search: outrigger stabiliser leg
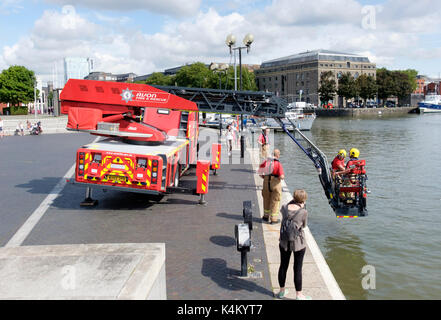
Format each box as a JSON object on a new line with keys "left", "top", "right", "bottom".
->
{"left": 80, "top": 187, "right": 99, "bottom": 207}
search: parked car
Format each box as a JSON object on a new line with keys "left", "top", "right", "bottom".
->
{"left": 385, "top": 101, "right": 396, "bottom": 108}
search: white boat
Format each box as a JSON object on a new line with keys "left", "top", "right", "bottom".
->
{"left": 200, "top": 113, "right": 233, "bottom": 128}
{"left": 418, "top": 95, "right": 441, "bottom": 113}
{"left": 264, "top": 102, "right": 316, "bottom": 131}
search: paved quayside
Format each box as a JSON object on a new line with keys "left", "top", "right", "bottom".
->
{"left": 0, "top": 129, "right": 344, "bottom": 299}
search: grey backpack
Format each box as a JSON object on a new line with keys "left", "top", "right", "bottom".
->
{"left": 280, "top": 207, "right": 304, "bottom": 242}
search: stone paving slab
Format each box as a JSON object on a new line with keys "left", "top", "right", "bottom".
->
{"left": 0, "top": 243, "right": 166, "bottom": 300}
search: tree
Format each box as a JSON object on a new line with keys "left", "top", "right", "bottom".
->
{"left": 318, "top": 71, "right": 336, "bottom": 105}
{"left": 222, "top": 66, "right": 258, "bottom": 91}
{"left": 175, "top": 62, "right": 212, "bottom": 88}
{"left": 337, "top": 72, "right": 357, "bottom": 107}
{"left": 356, "top": 74, "right": 378, "bottom": 105}
{"left": 394, "top": 71, "right": 413, "bottom": 105}
{"left": 0, "top": 65, "right": 37, "bottom": 106}
{"left": 376, "top": 68, "right": 396, "bottom": 105}
{"left": 142, "top": 72, "right": 175, "bottom": 86}
{"left": 401, "top": 69, "right": 418, "bottom": 93}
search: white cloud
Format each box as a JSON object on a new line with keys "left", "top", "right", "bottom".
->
{"left": 3, "top": 0, "right": 441, "bottom": 84}
{"left": 44, "top": 0, "right": 202, "bottom": 17}
{"left": 0, "top": 0, "right": 23, "bottom": 14}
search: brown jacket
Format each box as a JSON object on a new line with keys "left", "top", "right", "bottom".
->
{"left": 279, "top": 202, "right": 308, "bottom": 252}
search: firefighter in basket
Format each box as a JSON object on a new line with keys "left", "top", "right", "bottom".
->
{"left": 340, "top": 148, "right": 361, "bottom": 203}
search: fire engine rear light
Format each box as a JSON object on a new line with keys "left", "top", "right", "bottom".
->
{"left": 153, "top": 167, "right": 157, "bottom": 172}
{"left": 152, "top": 172, "right": 157, "bottom": 178}
{"left": 79, "top": 164, "right": 84, "bottom": 170}
{"left": 79, "top": 152, "right": 85, "bottom": 159}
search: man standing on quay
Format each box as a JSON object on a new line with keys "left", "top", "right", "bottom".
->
{"left": 259, "top": 149, "right": 285, "bottom": 224}
{"left": 258, "top": 127, "right": 270, "bottom": 160}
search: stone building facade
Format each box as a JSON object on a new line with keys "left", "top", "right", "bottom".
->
{"left": 255, "top": 50, "right": 376, "bottom": 107}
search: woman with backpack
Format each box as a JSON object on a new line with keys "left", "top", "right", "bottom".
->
{"left": 276, "top": 189, "right": 311, "bottom": 300}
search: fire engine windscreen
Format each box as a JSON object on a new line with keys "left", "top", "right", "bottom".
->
{"left": 67, "top": 107, "right": 103, "bottom": 130}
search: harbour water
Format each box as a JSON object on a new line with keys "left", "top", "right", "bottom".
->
{"left": 275, "top": 113, "right": 441, "bottom": 300}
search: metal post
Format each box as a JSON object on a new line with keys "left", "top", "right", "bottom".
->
{"left": 199, "top": 193, "right": 206, "bottom": 205}
{"left": 234, "top": 50, "right": 237, "bottom": 91}
{"left": 219, "top": 114, "right": 222, "bottom": 138}
{"left": 241, "top": 251, "right": 248, "bottom": 277}
{"left": 34, "top": 82, "right": 37, "bottom": 119}
{"left": 239, "top": 48, "right": 242, "bottom": 91}
{"left": 81, "top": 187, "right": 98, "bottom": 206}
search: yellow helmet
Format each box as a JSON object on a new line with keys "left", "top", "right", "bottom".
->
{"left": 349, "top": 148, "right": 360, "bottom": 158}
{"left": 338, "top": 149, "right": 347, "bottom": 158}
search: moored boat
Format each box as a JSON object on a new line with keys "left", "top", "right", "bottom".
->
{"left": 418, "top": 95, "right": 441, "bottom": 113}
{"left": 264, "top": 102, "right": 316, "bottom": 131}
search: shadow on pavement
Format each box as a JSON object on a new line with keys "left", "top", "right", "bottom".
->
{"left": 201, "top": 258, "right": 273, "bottom": 298}
{"left": 209, "top": 235, "right": 236, "bottom": 247}
{"left": 216, "top": 212, "right": 263, "bottom": 224}
{"left": 15, "top": 177, "right": 62, "bottom": 195}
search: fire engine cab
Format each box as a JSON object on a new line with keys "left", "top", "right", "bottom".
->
{"left": 61, "top": 79, "right": 217, "bottom": 205}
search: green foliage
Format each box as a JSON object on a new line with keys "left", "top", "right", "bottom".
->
{"left": 376, "top": 68, "right": 417, "bottom": 105}
{"left": 11, "top": 106, "right": 28, "bottom": 115}
{"left": 393, "top": 71, "right": 413, "bottom": 100}
{"left": 318, "top": 71, "right": 336, "bottom": 104}
{"left": 356, "top": 74, "right": 378, "bottom": 102}
{"left": 401, "top": 69, "right": 418, "bottom": 92}
{"left": 175, "top": 62, "right": 212, "bottom": 88}
{"left": 144, "top": 72, "right": 175, "bottom": 86}
{"left": 137, "top": 62, "right": 258, "bottom": 91}
{"left": 0, "top": 65, "right": 38, "bottom": 106}
{"left": 376, "top": 68, "right": 397, "bottom": 101}
{"left": 337, "top": 72, "right": 357, "bottom": 102}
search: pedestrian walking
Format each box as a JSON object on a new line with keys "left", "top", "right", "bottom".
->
{"left": 0, "top": 117, "right": 4, "bottom": 139}
{"left": 258, "top": 149, "right": 284, "bottom": 223}
{"left": 19, "top": 121, "right": 24, "bottom": 136}
{"left": 276, "top": 189, "right": 311, "bottom": 300}
{"left": 258, "top": 127, "right": 270, "bottom": 160}
{"left": 225, "top": 124, "right": 234, "bottom": 156}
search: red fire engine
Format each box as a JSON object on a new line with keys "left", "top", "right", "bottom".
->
{"left": 61, "top": 79, "right": 218, "bottom": 205}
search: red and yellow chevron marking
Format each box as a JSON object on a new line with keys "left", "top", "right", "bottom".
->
{"left": 145, "top": 159, "right": 152, "bottom": 187}
{"left": 337, "top": 216, "right": 359, "bottom": 219}
{"left": 201, "top": 168, "right": 208, "bottom": 193}
{"left": 196, "top": 160, "right": 210, "bottom": 194}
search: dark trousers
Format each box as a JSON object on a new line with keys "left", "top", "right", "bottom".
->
{"left": 278, "top": 245, "right": 306, "bottom": 291}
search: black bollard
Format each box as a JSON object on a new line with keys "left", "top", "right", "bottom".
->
{"left": 235, "top": 223, "right": 251, "bottom": 277}
{"left": 240, "top": 135, "right": 245, "bottom": 159}
{"left": 241, "top": 251, "right": 248, "bottom": 277}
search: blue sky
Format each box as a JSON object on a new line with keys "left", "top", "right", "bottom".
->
{"left": 1, "top": 0, "right": 441, "bottom": 85}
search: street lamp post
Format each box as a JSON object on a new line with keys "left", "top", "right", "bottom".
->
{"left": 210, "top": 63, "right": 229, "bottom": 137}
{"left": 226, "top": 33, "right": 254, "bottom": 159}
